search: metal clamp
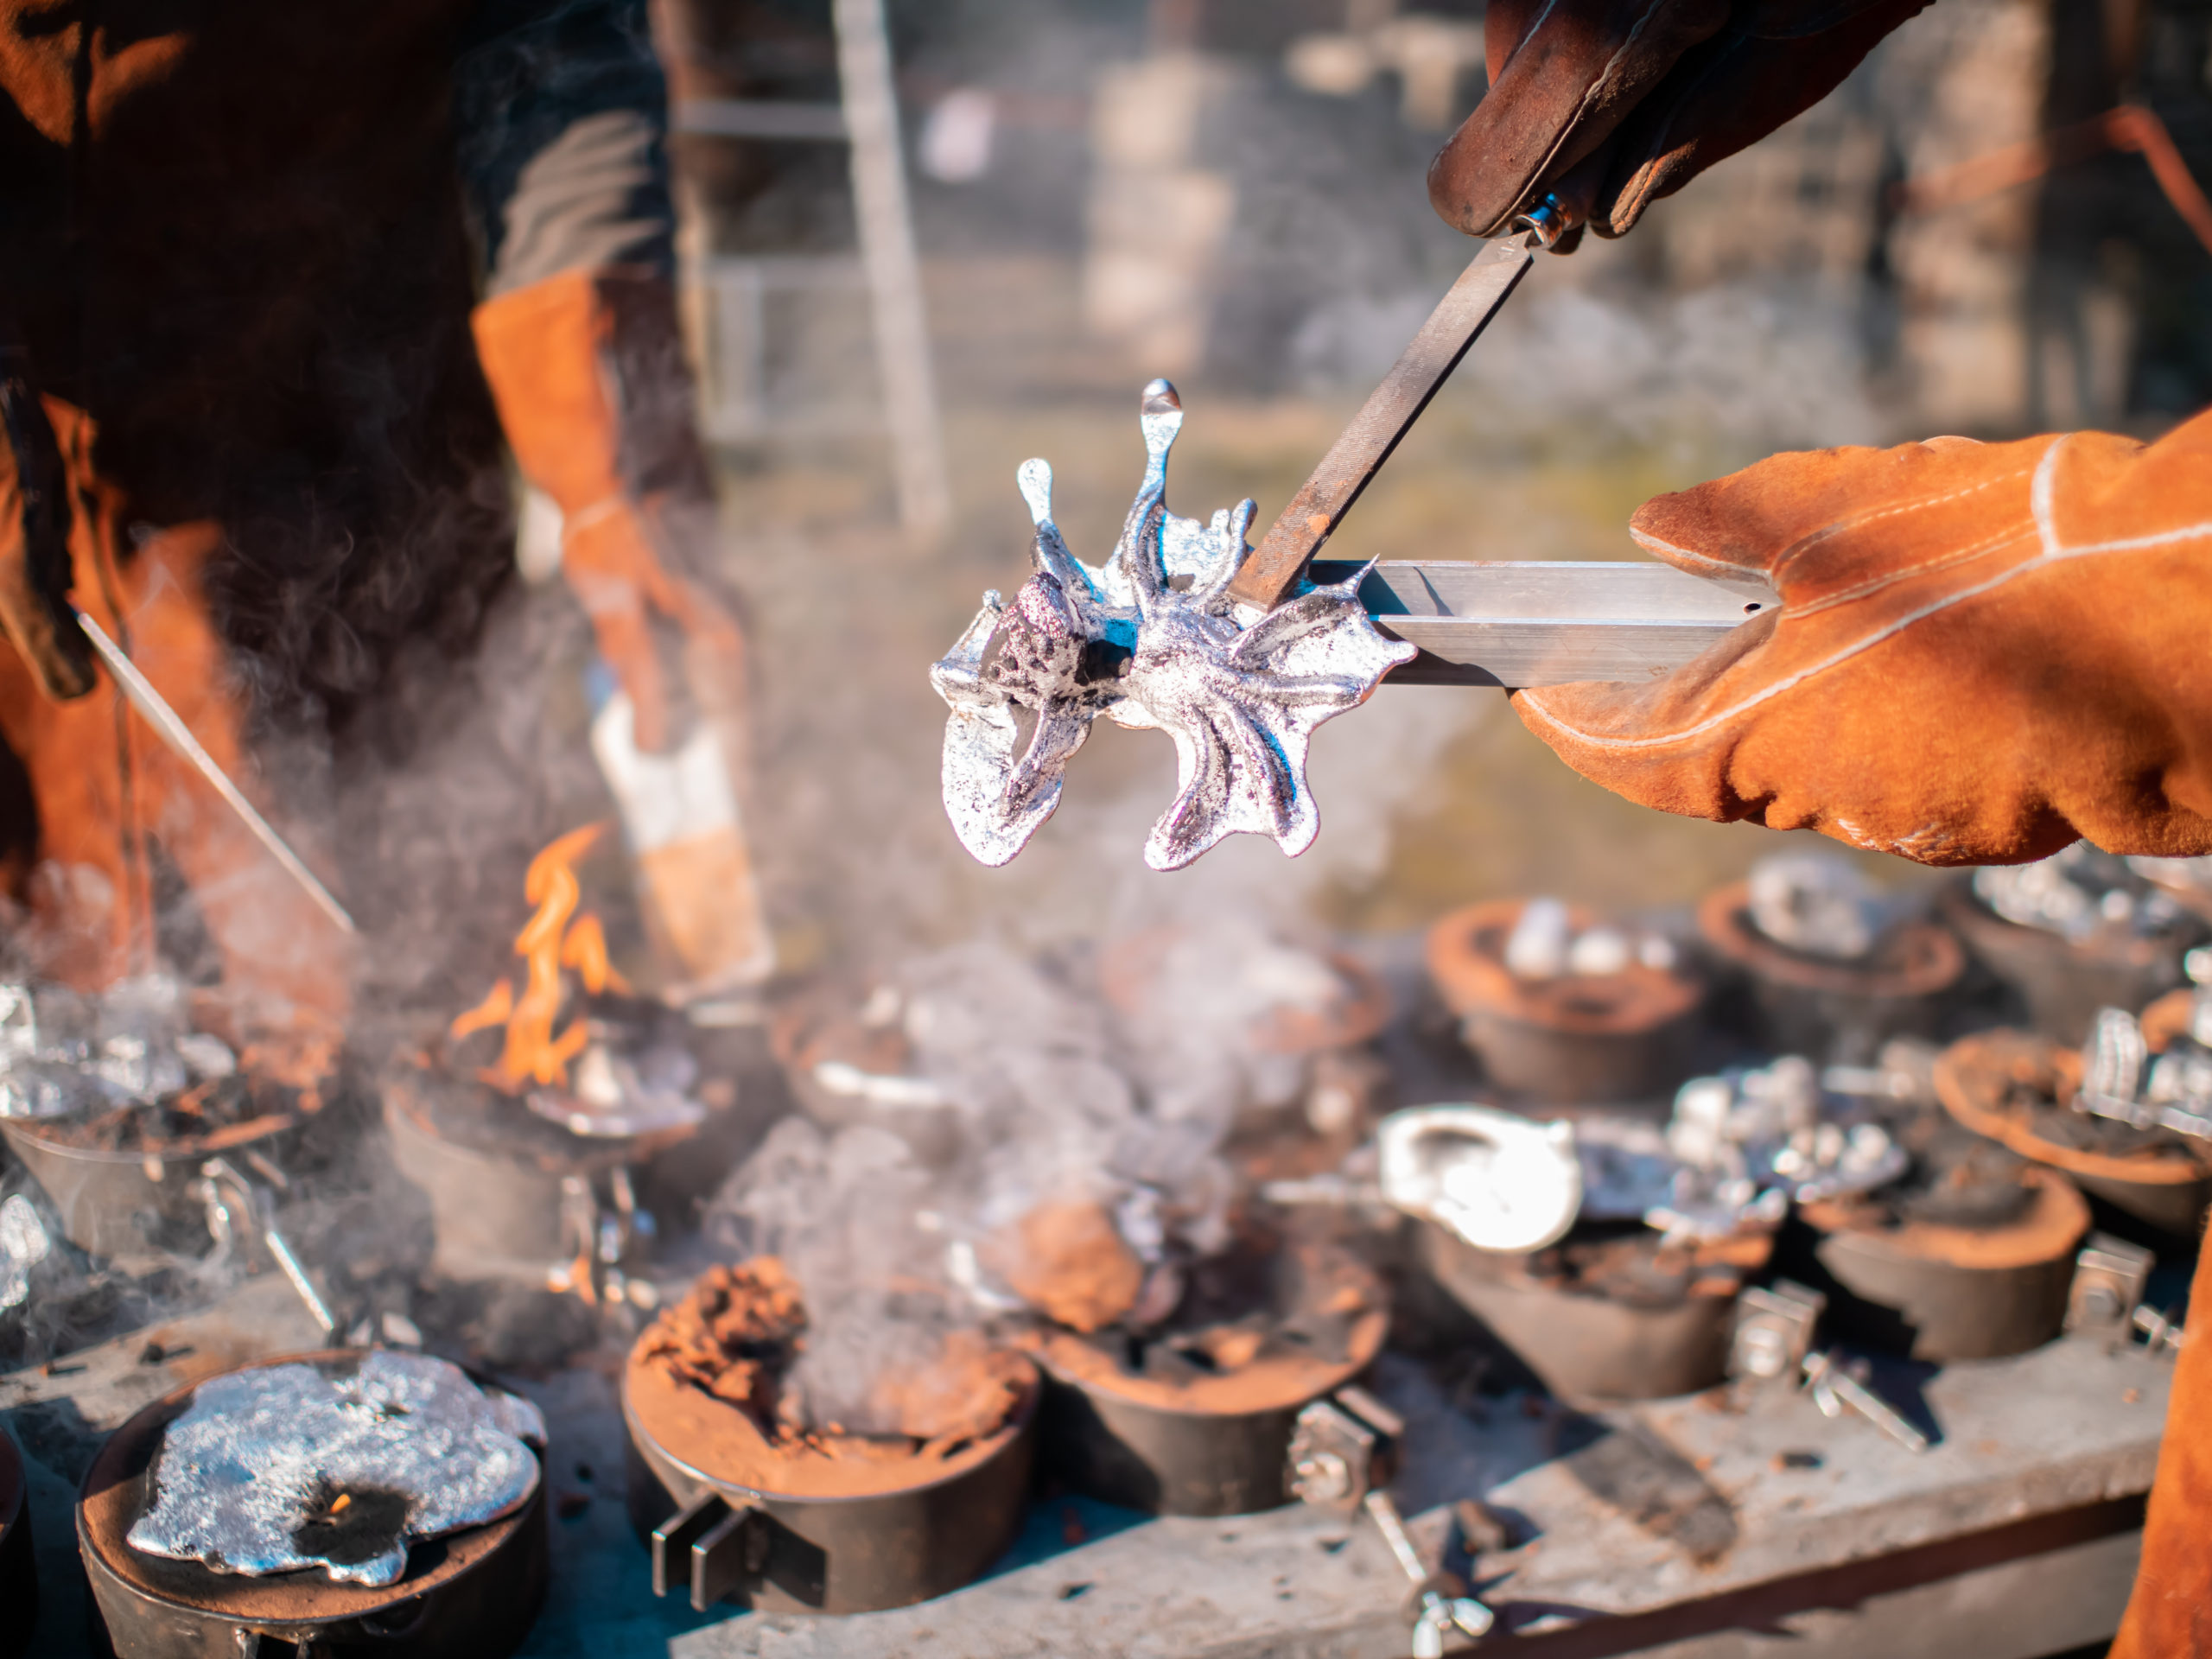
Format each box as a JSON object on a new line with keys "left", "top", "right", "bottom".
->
{"left": 652, "top": 1490, "right": 769, "bottom": 1613}
{"left": 1293, "top": 1389, "right": 1491, "bottom": 1654}
{"left": 2067, "top": 1234, "right": 2157, "bottom": 1346}
{"left": 1728, "top": 1281, "right": 1824, "bottom": 1390}
{"left": 1287, "top": 1385, "right": 1403, "bottom": 1508}
{"left": 1510, "top": 194, "right": 1573, "bottom": 251}
{"left": 2065, "top": 1233, "right": 2183, "bottom": 1357}
{"left": 1731, "top": 1281, "right": 1926, "bottom": 1452}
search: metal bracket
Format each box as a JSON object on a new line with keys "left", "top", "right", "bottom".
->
{"left": 652, "top": 1490, "right": 769, "bottom": 1612}
{"left": 2066, "top": 1234, "right": 2157, "bottom": 1348}
{"left": 1729, "top": 1281, "right": 1825, "bottom": 1389}
{"left": 1288, "top": 1385, "right": 1404, "bottom": 1509}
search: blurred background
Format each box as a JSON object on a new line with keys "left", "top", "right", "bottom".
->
{"left": 644, "top": 0, "right": 2212, "bottom": 970}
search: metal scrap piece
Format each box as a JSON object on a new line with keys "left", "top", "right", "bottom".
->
{"left": 931, "top": 381, "right": 1414, "bottom": 871}
{"left": 127, "top": 1351, "right": 545, "bottom": 1586}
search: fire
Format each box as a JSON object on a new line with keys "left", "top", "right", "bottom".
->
{"left": 451, "top": 823, "right": 631, "bottom": 1092}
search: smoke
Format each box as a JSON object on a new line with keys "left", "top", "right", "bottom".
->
{"left": 1294, "top": 278, "right": 1885, "bottom": 458}
{"left": 701, "top": 920, "right": 1376, "bottom": 1422}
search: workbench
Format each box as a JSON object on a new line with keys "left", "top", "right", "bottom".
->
{"left": 2, "top": 1268, "right": 2164, "bottom": 1659}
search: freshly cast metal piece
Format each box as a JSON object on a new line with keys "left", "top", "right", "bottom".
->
{"left": 1376, "top": 1103, "right": 1582, "bottom": 1255}
{"left": 76, "top": 610, "right": 356, "bottom": 936}
{"left": 127, "top": 1350, "right": 546, "bottom": 1586}
{"left": 932, "top": 201, "right": 1774, "bottom": 871}
{"left": 933, "top": 381, "right": 1414, "bottom": 871}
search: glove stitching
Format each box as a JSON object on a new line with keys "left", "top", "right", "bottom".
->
{"left": 2031, "top": 434, "right": 2066, "bottom": 557}
{"left": 1623, "top": 530, "right": 1757, "bottom": 580}
{"left": 1771, "top": 460, "right": 2043, "bottom": 577}
{"left": 1627, "top": 461, "right": 2036, "bottom": 586}
{"left": 1783, "top": 520, "right": 2037, "bottom": 618}
{"left": 1519, "top": 511, "right": 2212, "bottom": 752}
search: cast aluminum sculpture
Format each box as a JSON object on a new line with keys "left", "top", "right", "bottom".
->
{"left": 931, "top": 380, "right": 1414, "bottom": 872}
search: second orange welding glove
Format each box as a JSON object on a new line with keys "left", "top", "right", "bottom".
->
{"left": 1510, "top": 408, "right": 2212, "bottom": 866}
{"left": 472, "top": 267, "right": 744, "bottom": 755}
{"left": 1428, "top": 0, "right": 1932, "bottom": 245}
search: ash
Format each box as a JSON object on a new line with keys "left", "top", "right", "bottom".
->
{"left": 128, "top": 1351, "right": 545, "bottom": 1586}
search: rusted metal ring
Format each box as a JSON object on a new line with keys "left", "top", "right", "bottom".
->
{"left": 1427, "top": 900, "right": 1704, "bottom": 1103}
{"left": 622, "top": 1349, "right": 1040, "bottom": 1614}
{"left": 1935, "top": 1030, "right": 2212, "bottom": 1239}
{"left": 1417, "top": 1222, "right": 1773, "bottom": 1402}
{"left": 1024, "top": 1243, "right": 1389, "bottom": 1516}
{"left": 1698, "top": 883, "right": 1965, "bottom": 999}
{"left": 1938, "top": 880, "right": 2201, "bottom": 1045}
{"left": 1789, "top": 1166, "right": 2090, "bottom": 1361}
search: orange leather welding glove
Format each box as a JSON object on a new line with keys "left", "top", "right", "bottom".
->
{"left": 472, "top": 268, "right": 744, "bottom": 753}
{"left": 2113, "top": 1230, "right": 2212, "bottom": 1656}
{"left": 1510, "top": 409, "right": 2212, "bottom": 866}
{"left": 1428, "top": 0, "right": 1930, "bottom": 244}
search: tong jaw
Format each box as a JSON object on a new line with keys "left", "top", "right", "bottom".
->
{"left": 931, "top": 380, "right": 1415, "bottom": 872}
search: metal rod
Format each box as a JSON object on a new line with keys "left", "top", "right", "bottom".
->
{"left": 74, "top": 610, "right": 356, "bottom": 936}
{"left": 264, "top": 1226, "right": 338, "bottom": 1336}
{"left": 834, "top": 0, "right": 953, "bottom": 537}
{"left": 1363, "top": 1489, "right": 1429, "bottom": 1583}
{"left": 1313, "top": 558, "right": 1777, "bottom": 687}
{"left": 1225, "top": 232, "right": 1538, "bottom": 612}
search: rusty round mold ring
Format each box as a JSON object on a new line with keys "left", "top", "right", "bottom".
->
{"left": 1697, "top": 882, "right": 1965, "bottom": 998}
{"left": 1426, "top": 899, "right": 1700, "bottom": 1035}
{"left": 1933, "top": 1030, "right": 2211, "bottom": 1188}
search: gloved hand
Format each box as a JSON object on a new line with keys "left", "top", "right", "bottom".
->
{"left": 2113, "top": 1230, "right": 2212, "bottom": 1657}
{"left": 471, "top": 268, "right": 745, "bottom": 753}
{"left": 1510, "top": 408, "right": 2212, "bottom": 866}
{"left": 1428, "top": 0, "right": 1930, "bottom": 245}
{"left": 0, "top": 365, "right": 94, "bottom": 700}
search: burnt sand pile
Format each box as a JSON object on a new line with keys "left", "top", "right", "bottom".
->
{"left": 631, "top": 1257, "right": 1033, "bottom": 1496}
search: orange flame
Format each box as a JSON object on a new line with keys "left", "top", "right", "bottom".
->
{"left": 448, "top": 822, "right": 632, "bottom": 1092}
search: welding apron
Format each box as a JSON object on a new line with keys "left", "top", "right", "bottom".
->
{"left": 0, "top": 397, "right": 351, "bottom": 1023}
{"left": 0, "top": 0, "right": 518, "bottom": 1017}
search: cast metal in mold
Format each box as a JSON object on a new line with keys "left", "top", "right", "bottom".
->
{"left": 127, "top": 1351, "right": 546, "bottom": 1586}
{"left": 931, "top": 380, "right": 1415, "bottom": 873}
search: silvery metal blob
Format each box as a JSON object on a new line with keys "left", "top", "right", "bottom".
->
{"left": 128, "top": 1350, "right": 546, "bottom": 1586}
{"left": 1376, "top": 1105, "right": 1582, "bottom": 1255}
{"left": 931, "top": 381, "right": 1414, "bottom": 872}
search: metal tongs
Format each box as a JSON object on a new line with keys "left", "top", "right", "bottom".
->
{"left": 931, "top": 198, "right": 1776, "bottom": 871}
